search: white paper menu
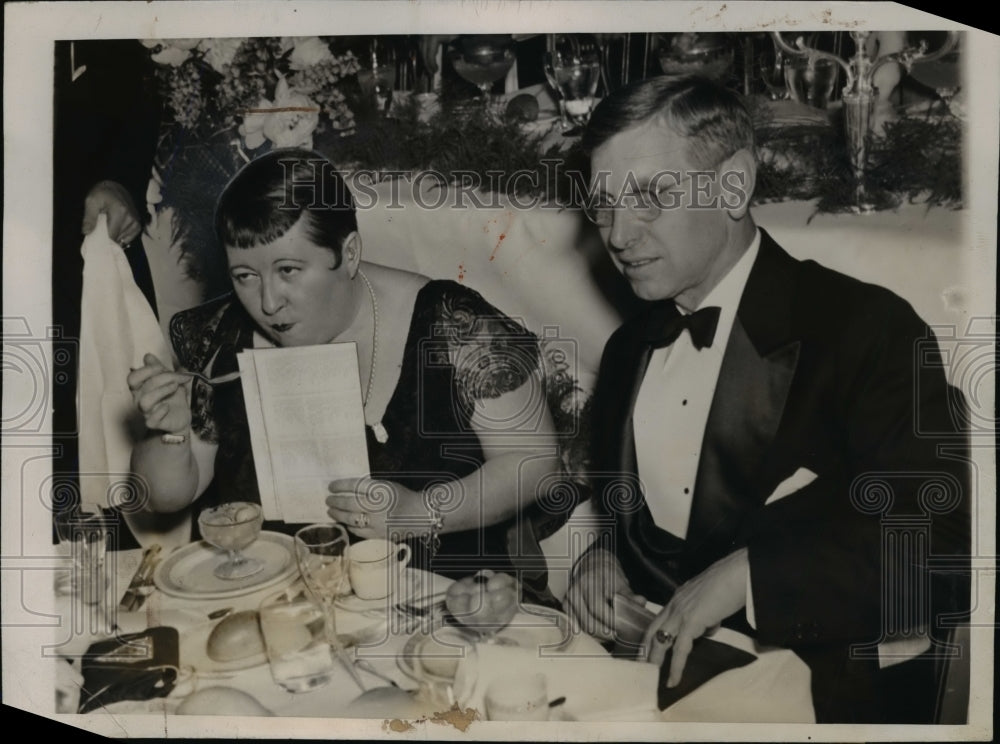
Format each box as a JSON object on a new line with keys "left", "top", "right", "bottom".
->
{"left": 236, "top": 342, "right": 371, "bottom": 523}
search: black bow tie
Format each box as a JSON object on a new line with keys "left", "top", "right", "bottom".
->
{"left": 646, "top": 303, "right": 722, "bottom": 350}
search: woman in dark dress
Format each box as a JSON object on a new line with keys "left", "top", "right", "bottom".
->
{"left": 127, "top": 149, "right": 561, "bottom": 578}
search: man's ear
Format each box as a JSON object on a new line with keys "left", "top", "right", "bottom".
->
{"left": 719, "top": 148, "right": 756, "bottom": 220}
{"left": 342, "top": 231, "right": 362, "bottom": 277}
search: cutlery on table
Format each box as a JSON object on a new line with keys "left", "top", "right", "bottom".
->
{"left": 395, "top": 590, "right": 448, "bottom": 616}
{"left": 118, "top": 544, "right": 162, "bottom": 612}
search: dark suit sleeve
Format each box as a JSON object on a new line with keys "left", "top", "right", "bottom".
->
{"left": 746, "top": 296, "right": 970, "bottom": 647}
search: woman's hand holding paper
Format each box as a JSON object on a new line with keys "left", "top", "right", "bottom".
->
{"left": 327, "top": 477, "right": 426, "bottom": 540}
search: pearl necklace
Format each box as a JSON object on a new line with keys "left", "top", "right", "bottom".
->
{"left": 358, "top": 269, "right": 388, "bottom": 444}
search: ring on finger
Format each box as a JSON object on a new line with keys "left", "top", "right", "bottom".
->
{"left": 654, "top": 629, "right": 675, "bottom": 645}
{"left": 352, "top": 513, "right": 369, "bottom": 528}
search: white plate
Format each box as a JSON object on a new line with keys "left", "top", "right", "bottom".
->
{"left": 396, "top": 604, "right": 578, "bottom": 683}
{"left": 179, "top": 618, "right": 269, "bottom": 676}
{"left": 153, "top": 531, "right": 298, "bottom": 600}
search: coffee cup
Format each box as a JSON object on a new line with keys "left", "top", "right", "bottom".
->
{"left": 347, "top": 539, "right": 411, "bottom": 600}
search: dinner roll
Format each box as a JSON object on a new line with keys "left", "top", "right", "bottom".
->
{"left": 176, "top": 686, "right": 273, "bottom": 716}
{"left": 206, "top": 610, "right": 266, "bottom": 662}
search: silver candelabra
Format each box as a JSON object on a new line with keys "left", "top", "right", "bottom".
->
{"left": 771, "top": 31, "right": 959, "bottom": 212}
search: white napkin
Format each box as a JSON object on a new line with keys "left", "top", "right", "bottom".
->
{"left": 78, "top": 216, "right": 190, "bottom": 546}
{"left": 454, "top": 644, "right": 660, "bottom": 722}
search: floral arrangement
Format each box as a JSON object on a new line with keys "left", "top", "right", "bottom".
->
{"left": 142, "top": 36, "right": 361, "bottom": 149}
{"left": 141, "top": 37, "right": 365, "bottom": 291}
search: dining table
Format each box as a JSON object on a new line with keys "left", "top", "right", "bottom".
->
{"left": 52, "top": 532, "right": 816, "bottom": 733}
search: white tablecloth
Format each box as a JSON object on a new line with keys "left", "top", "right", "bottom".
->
{"left": 55, "top": 547, "right": 814, "bottom": 723}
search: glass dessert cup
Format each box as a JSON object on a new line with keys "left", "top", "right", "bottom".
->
{"left": 198, "top": 502, "right": 265, "bottom": 580}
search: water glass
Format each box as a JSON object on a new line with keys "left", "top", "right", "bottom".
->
{"left": 543, "top": 35, "right": 601, "bottom": 134}
{"left": 259, "top": 587, "right": 337, "bottom": 692}
{"left": 55, "top": 504, "right": 109, "bottom": 606}
{"left": 784, "top": 56, "right": 839, "bottom": 109}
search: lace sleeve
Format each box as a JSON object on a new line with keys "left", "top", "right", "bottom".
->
{"left": 168, "top": 296, "right": 234, "bottom": 444}
{"left": 434, "top": 283, "right": 541, "bottom": 404}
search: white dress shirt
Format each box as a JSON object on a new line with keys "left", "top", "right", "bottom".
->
{"left": 633, "top": 230, "right": 761, "bottom": 538}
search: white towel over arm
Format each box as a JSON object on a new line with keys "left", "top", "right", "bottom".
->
{"left": 77, "top": 216, "right": 190, "bottom": 548}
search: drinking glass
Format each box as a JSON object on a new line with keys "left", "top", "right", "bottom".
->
{"left": 543, "top": 35, "right": 601, "bottom": 135}
{"left": 449, "top": 35, "right": 516, "bottom": 106}
{"left": 294, "top": 524, "right": 351, "bottom": 656}
{"left": 259, "top": 587, "right": 338, "bottom": 692}
{"left": 55, "top": 503, "right": 109, "bottom": 606}
{"left": 197, "top": 502, "right": 264, "bottom": 580}
{"left": 784, "top": 56, "right": 839, "bottom": 109}
{"left": 358, "top": 37, "right": 398, "bottom": 116}
{"left": 759, "top": 48, "right": 789, "bottom": 100}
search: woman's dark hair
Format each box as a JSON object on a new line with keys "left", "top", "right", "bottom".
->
{"left": 582, "top": 75, "right": 755, "bottom": 169}
{"left": 214, "top": 148, "right": 358, "bottom": 266}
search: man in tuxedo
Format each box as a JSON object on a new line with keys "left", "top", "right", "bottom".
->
{"left": 565, "top": 75, "right": 969, "bottom": 723}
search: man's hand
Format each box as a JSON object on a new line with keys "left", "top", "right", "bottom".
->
{"left": 82, "top": 180, "right": 142, "bottom": 246}
{"left": 643, "top": 547, "right": 749, "bottom": 687}
{"left": 565, "top": 547, "right": 645, "bottom": 641}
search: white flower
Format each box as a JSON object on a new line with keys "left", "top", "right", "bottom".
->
{"left": 239, "top": 96, "right": 272, "bottom": 150}
{"left": 151, "top": 45, "right": 192, "bottom": 67}
{"left": 263, "top": 78, "right": 320, "bottom": 148}
{"left": 199, "top": 37, "right": 245, "bottom": 73}
{"left": 145, "top": 38, "right": 201, "bottom": 66}
{"left": 288, "top": 37, "right": 333, "bottom": 70}
{"left": 239, "top": 78, "right": 320, "bottom": 150}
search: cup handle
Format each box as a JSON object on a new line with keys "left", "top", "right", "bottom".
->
{"left": 396, "top": 543, "right": 412, "bottom": 567}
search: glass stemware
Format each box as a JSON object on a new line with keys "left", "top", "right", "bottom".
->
{"left": 759, "top": 46, "right": 790, "bottom": 100}
{"left": 543, "top": 35, "right": 602, "bottom": 136}
{"left": 197, "top": 502, "right": 264, "bottom": 580}
{"left": 294, "top": 523, "right": 351, "bottom": 655}
{"left": 784, "top": 56, "right": 839, "bottom": 109}
{"left": 358, "top": 37, "right": 398, "bottom": 117}
{"left": 449, "top": 35, "right": 516, "bottom": 107}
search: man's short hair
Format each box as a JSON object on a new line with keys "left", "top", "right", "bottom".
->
{"left": 214, "top": 148, "right": 357, "bottom": 266}
{"left": 582, "top": 75, "right": 755, "bottom": 169}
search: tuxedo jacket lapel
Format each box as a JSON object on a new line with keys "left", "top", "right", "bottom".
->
{"left": 686, "top": 231, "right": 801, "bottom": 567}
{"left": 593, "top": 314, "right": 685, "bottom": 599}
{"left": 594, "top": 231, "right": 802, "bottom": 593}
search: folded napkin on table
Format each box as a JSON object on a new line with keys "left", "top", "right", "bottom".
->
{"left": 656, "top": 636, "right": 756, "bottom": 710}
{"left": 454, "top": 644, "right": 660, "bottom": 721}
